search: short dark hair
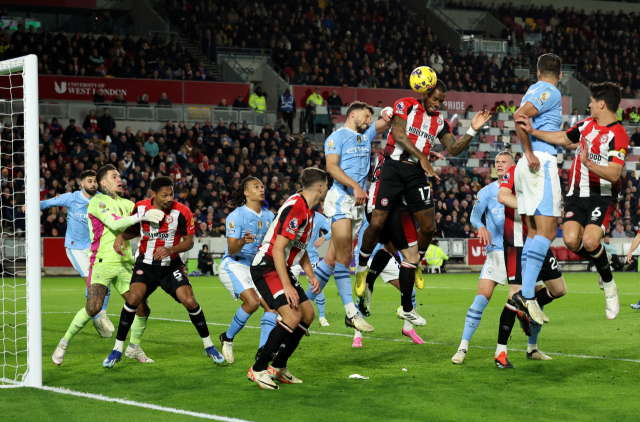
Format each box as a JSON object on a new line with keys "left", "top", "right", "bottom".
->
{"left": 150, "top": 176, "right": 174, "bottom": 193}
{"left": 79, "top": 169, "right": 96, "bottom": 181}
{"left": 300, "top": 168, "right": 327, "bottom": 189}
{"left": 432, "top": 79, "right": 447, "bottom": 94}
{"left": 589, "top": 81, "right": 621, "bottom": 113}
{"left": 537, "top": 54, "right": 561, "bottom": 78}
{"left": 96, "top": 164, "right": 117, "bottom": 184}
{"left": 346, "top": 101, "right": 374, "bottom": 117}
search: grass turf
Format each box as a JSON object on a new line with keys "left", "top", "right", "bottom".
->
{"left": 2, "top": 272, "right": 640, "bottom": 421}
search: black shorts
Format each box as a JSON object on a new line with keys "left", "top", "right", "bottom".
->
{"left": 250, "top": 261, "right": 308, "bottom": 310}
{"left": 131, "top": 260, "right": 191, "bottom": 303}
{"left": 375, "top": 158, "right": 434, "bottom": 213}
{"left": 504, "top": 246, "right": 562, "bottom": 285}
{"left": 366, "top": 206, "right": 418, "bottom": 251}
{"left": 563, "top": 195, "right": 615, "bottom": 228}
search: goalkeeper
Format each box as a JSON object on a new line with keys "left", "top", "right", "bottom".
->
{"left": 52, "top": 164, "right": 166, "bottom": 366}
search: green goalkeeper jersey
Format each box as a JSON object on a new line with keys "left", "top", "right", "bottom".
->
{"left": 87, "top": 193, "right": 138, "bottom": 266}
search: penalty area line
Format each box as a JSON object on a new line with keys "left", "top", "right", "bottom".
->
{"left": 38, "top": 385, "right": 255, "bottom": 422}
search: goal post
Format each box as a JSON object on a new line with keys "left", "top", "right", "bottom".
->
{"left": 0, "top": 54, "right": 41, "bottom": 387}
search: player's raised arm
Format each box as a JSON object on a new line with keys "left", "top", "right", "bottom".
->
{"left": 374, "top": 106, "right": 393, "bottom": 133}
{"left": 390, "top": 115, "right": 439, "bottom": 179}
{"left": 40, "top": 192, "right": 74, "bottom": 210}
{"left": 470, "top": 190, "right": 491, "bottom": 246}
{"left": 439, "top": 110, "right": 491, "bottom": 156}
{"left": 517, "top": 115, "right": 574, "bottom": 148}
{"left": 497, "top": 187, "right": 518, "bottom": 209}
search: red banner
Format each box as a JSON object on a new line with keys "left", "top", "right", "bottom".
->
{"left": 43, "top": 238, "right": 73, "bottom": 267}
{"left": 467, "top": 239, "right": 487, "bottom": 265}
{"left": 620, "top": 99, "right": 640, "bottom": 111}
{"left": 292, "top": 85, "right": 571, "bottom": 114}
{"left": 38, "top": 75, "right": 250, "bottom": 106}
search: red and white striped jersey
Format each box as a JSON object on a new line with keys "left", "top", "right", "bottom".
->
{"left": 565, "top": 118, "right": 629, "bottom": 197}
{"left": 384, "top": 97, "right": 451, "bottom": 163}
{"left": 252, "top": 193, "right": 314, "bottom": 268}
{"left": 499, "top": 165, "right": 527, "bottom": 247}
{"left": 133, "top": 199, "right": 195, "bottom": 266}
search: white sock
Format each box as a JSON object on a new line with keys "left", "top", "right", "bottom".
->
{"left": 603, "top": 280, "right": 615, "bottom": 289}
{"left": 59, "top": 337, "right": 69, "bottom": 346}
{"left": 356, "top": 262, "right": 369, "bottom": 273}
{"left": 527, "top": 343, "right": 537, "bottom": 353}
{"left": 345, "top": 302, "right": 358, "bottom": 318}
{"left": 459, "top": 339, "right": 469, "bottom": 351}
{"left": 403, "top": 320, "right": 414, "bottom": 331}
{"left": 114, "top": 340, "right": 124, "bottom": 352}
{"left": 354, "top": 329, "right": 362, "bottom": 339}
{"left": 202, "top": 336, "right": 214, "bottom": 349}
{"left": 495, "top": 344, "right": 507, "bottom": 358}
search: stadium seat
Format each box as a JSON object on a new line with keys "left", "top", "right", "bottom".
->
{"left": 568, "top": 250, "right": 582, "bottom": 261}
{"left": 556, "top": 246, "right": 570, "bottom": 262}
{"left": 478, "top": 143, "right": 491, "bottom": 152}
{"left": 427, "top": 266, "right": 441, "bottom": 274}
{"left": 466, "top": 158, "right": 480, "bottom": 168}
{"left": 551, "top": 247, "right": 558, "bottom": 256}
{"left": 489, "top": 128, "right": 501, "bottom": 136}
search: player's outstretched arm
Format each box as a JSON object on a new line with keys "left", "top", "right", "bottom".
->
{"left": 517, "top": 115, "right": 573, "bottom": 148}
{"left": 95, "top": 205, "right": 164, "bottom": 231}
{"left": 627, "top": 232, "right": 640, "bottom": 264}
{"left": 513, "top": 102, "right": 540, "bottom": 170}
{"left": 497, "top": 187, "right": 518, "bottom": 209}
{"left": 40, "top": 192, "right": 74, "bottom": 210}
{"left": 272, "top": 234, "right": 299, "bottom": 308}
{"left": 374, "top": 107, "right": 393, "bottom": 133}
{"left": 439, "top": 110, "right": 491, "bottom": 156}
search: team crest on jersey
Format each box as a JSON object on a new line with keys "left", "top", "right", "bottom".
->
{"left": 266, "top": 220, "right": 270, "bottom": 227}
{"left": 437, "top": 117, "right": 443, "bottom": 125}
{"left": 565, "top": 211, "right": 574, "bottom": 218}
{"left": 396, "top": 101, "right": 405, "bottom": 111}
{"left": 136, "top": 270, "right": 143, "bottom": 275}
{"left": 381, "top": 198, "right": 388, "bottom": 206}
{"left": 229, "top": 220, "right": 235, "bottom": 229}
{"left": 258, "top": 220, "right": 263, "bottom": 229}
{"left": 99, "top": 202, "right": 106, "bottom": 209}
{"left": 540, "top": 92, "right": 550, "bottom": 102}
{"left": 600, "top": 135, "right": 608, "bottom": 144}
{"left": 165, "top": 215, "right": 173, "bottom": 223}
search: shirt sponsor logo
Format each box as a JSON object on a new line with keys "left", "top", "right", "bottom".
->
{"left": 143, "top": 231, "right": 170, "bottom": 240}
{"left": 408, "top": 126, "right": 437, "bottom": 145}
{"left": 293, "top": 240, "right": 307, "bottom": 249}
{"left": 346, "top": 146, "right": 369, "bottom": 154}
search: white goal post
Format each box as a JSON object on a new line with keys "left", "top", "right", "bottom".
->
{"left": 0, "top": 54, "right": 41, "bottom": 387}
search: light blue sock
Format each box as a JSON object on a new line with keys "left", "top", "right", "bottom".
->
{"left": 522, "top": 235, "right": 551, "bottom": 298}
{"left": 259, "top": 312, "right": 277, "bottom": 348}
{"left": 226, "top": 306, "right": 252, "bottom": 339}
{"left": 522, "top": 237, "right": 533, "bottom": 275}
{"left": 528, "top": 305, "right": 544, "bottom": 346}
{"left": 306, "top": 260, "right": 334, "bottom": 302}
{"left": 411, "top": 288, "right": 417, "bottom": 308}
{"left": 462, "top": 295, "right": 489, "bottom": 342}
{"left": 334, "top": 262, "right": 353, "bottom": 306}
{"left": 315, "top": 291, "right": 326, "bottom": 318}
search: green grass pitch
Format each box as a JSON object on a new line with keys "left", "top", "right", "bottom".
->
{"left": 2, "top": 272, "right": 640, "bottom": 422}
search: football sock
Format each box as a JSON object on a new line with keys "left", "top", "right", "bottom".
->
{"left": 574, "top": 244, "right": 591, "bottom": 258}
{"left": 521, "top": 235, "right": 551, "bottom": 298}
{"left": 272, "top": 322, "right": 309, "bottom": 368}
{"left": 535, "top": 288, "right": 557, "bottom": 307}
{"left": 521, "top": 237, "right": 533, "bottom": 276}
{"left": 368, "top": 248, "right": 394, "bottom": 279}
{"left": 357, "top": 251, "right": 371, "bottom": 268}
{"left": 187, "top": 305, "right": 210, "bottom": 342}
{"left": 253, "top": 321, "right": 294, "bottom": 372}
{"left": 227, "top": 306, "right": 252, "bottom": 340}
{"left": 399, "top": 262, "right": 417, "bottom": 312}
{"left": 334, "top": 262, "right": 356, "bottom": 316}
{"left": 411, "top": 288, "right": 417, "bottom": 308}
{"left": 259, "top": 312, "right": 277, "bottom": 348}
{"left": 115, "top": 302, "right": 137, "bottom": 342}
{"left": 459, "top": 339, "right": 469, "bottom": 351}
{"left": 495, "top": 344, "right": 507, "bottom": 357}
{"left": 315, "top": 291, "right": 326, "bottom": 318}
{"left": 419, "top": 249, "right": 427, "bottom": 265}
{"left": 354, "top": 329, "right": 363, "bottom": 339}
{"left": 462, "top": 295, "right": 489, "bottom": 344}
{"left": 129, "top": 315, "right": 148, "bottom": 345}
{"left": 497, "top": 301, "right": 517, "bottom": 347}
{"left": 403, "top": 320, "right": 414, "bottom": 331}
{"left": 589, "top": 244, "right": 613, "bottom": 282}
{"left": 305, "top": 260, "right": 333, "bottom": 302}
{"left": 528, "top": 305, "right": 544, "bottom": 349}
{"left": 102, "top": 285, "right": 111, "bottom": 312}
{"left": 64, "top": 307, "right": 93, "bottom": 341}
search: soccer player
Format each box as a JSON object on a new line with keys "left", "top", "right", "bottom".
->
{"left": 52, "top": 164, "right": 165, "bottom": 366}
{"left": 357, "top": 80, "right": 491, "bottom": 322}
{"left": 493, "top": 159, "right": 567, "bottom": 368}
{"left": 290, "top": 209, "right": 332, "bottom": 327}
{"left": 38, "top": 170, "right": 115, "bottom": 337}
{"left": 103, "top": 176, "right": 224, "bottom": 367}
{"left": 307, "top": 102, "right": 391, "bottom": 333}
{"left": 248, "top": 168, "right": 327, "bottom": 389}
{"left": 511, "top": 53, "right": 564, "bottom": 325}
{"left": 518, "top": 81, "right": 628, "bottom": 319}
{"left": 218, "top": 177, "right": 277, "bottom": 364}
{"left": 626, "top": 230, "right": 640, "bottom": 309}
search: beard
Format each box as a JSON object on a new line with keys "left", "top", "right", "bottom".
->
{"left": 84, "top": 187, "right": 97, "bottom": 196}
{"left": 357, "top": 123, "right": 369, "bottom": 134}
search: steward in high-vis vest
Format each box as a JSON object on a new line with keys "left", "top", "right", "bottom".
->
{"left": 249, "top": 87, "right": 267, "bottom": 114}
{"left": 278, "top": 88, "right": 297, "bottom": 130}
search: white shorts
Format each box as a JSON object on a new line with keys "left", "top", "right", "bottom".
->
{"left": 368, "top": 257, "right": 400, "bottom": 284}
{"left": 219, "top": 258, "right": 260, "bottom": 300}
{"left": 514, "top": 151, "right": 562, "bottom": 217}
{"left": 323, "top": 188, "right": 365, "bottom": 240}
{"left": 66, "top": 247, "right": 90, "bottom": 278}
{"left": 479, "top": 250, "right": 507, "bottom": 286}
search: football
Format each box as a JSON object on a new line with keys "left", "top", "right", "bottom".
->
{"left": 409, "top": 66, "right": 437, "bottom": 94}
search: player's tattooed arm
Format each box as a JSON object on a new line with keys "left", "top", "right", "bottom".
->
{"left": 391, "top": 115, "right": 427, "bottom": 160}
{"left": 439, "top": 133, "right": 473, "bottom": 157}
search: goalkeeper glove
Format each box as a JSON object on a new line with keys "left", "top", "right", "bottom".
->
{"left": 143, "top": 208, "right": 165, "bottom": 224}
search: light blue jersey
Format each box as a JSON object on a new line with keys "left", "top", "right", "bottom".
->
{"left": 223, "top": 205, "right": 275, "bottom": 266}
{"left": 324, "top": 124, "right": 378, "bottom": 195}
{"left": 470, "top": 182, "right": 504, "bottom": 253}
{"left": 40, "top": 190, "right": 91, "bottom": 249}
{"left": 521, "top": 80, "right": 562, "bottom": 155}
{"left": 307, "top": 211, "right": 332, "bottom": 264}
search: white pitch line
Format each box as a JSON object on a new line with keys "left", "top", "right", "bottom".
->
{"left": 38, "top": 386, "right": 255, "bottom": 422}
{"left": 42, "top": 312, "right": 640, "bottom": 364}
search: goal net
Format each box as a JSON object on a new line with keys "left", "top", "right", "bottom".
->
{"left": 0, "top": 55, "right": 41, "bottom": 387}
